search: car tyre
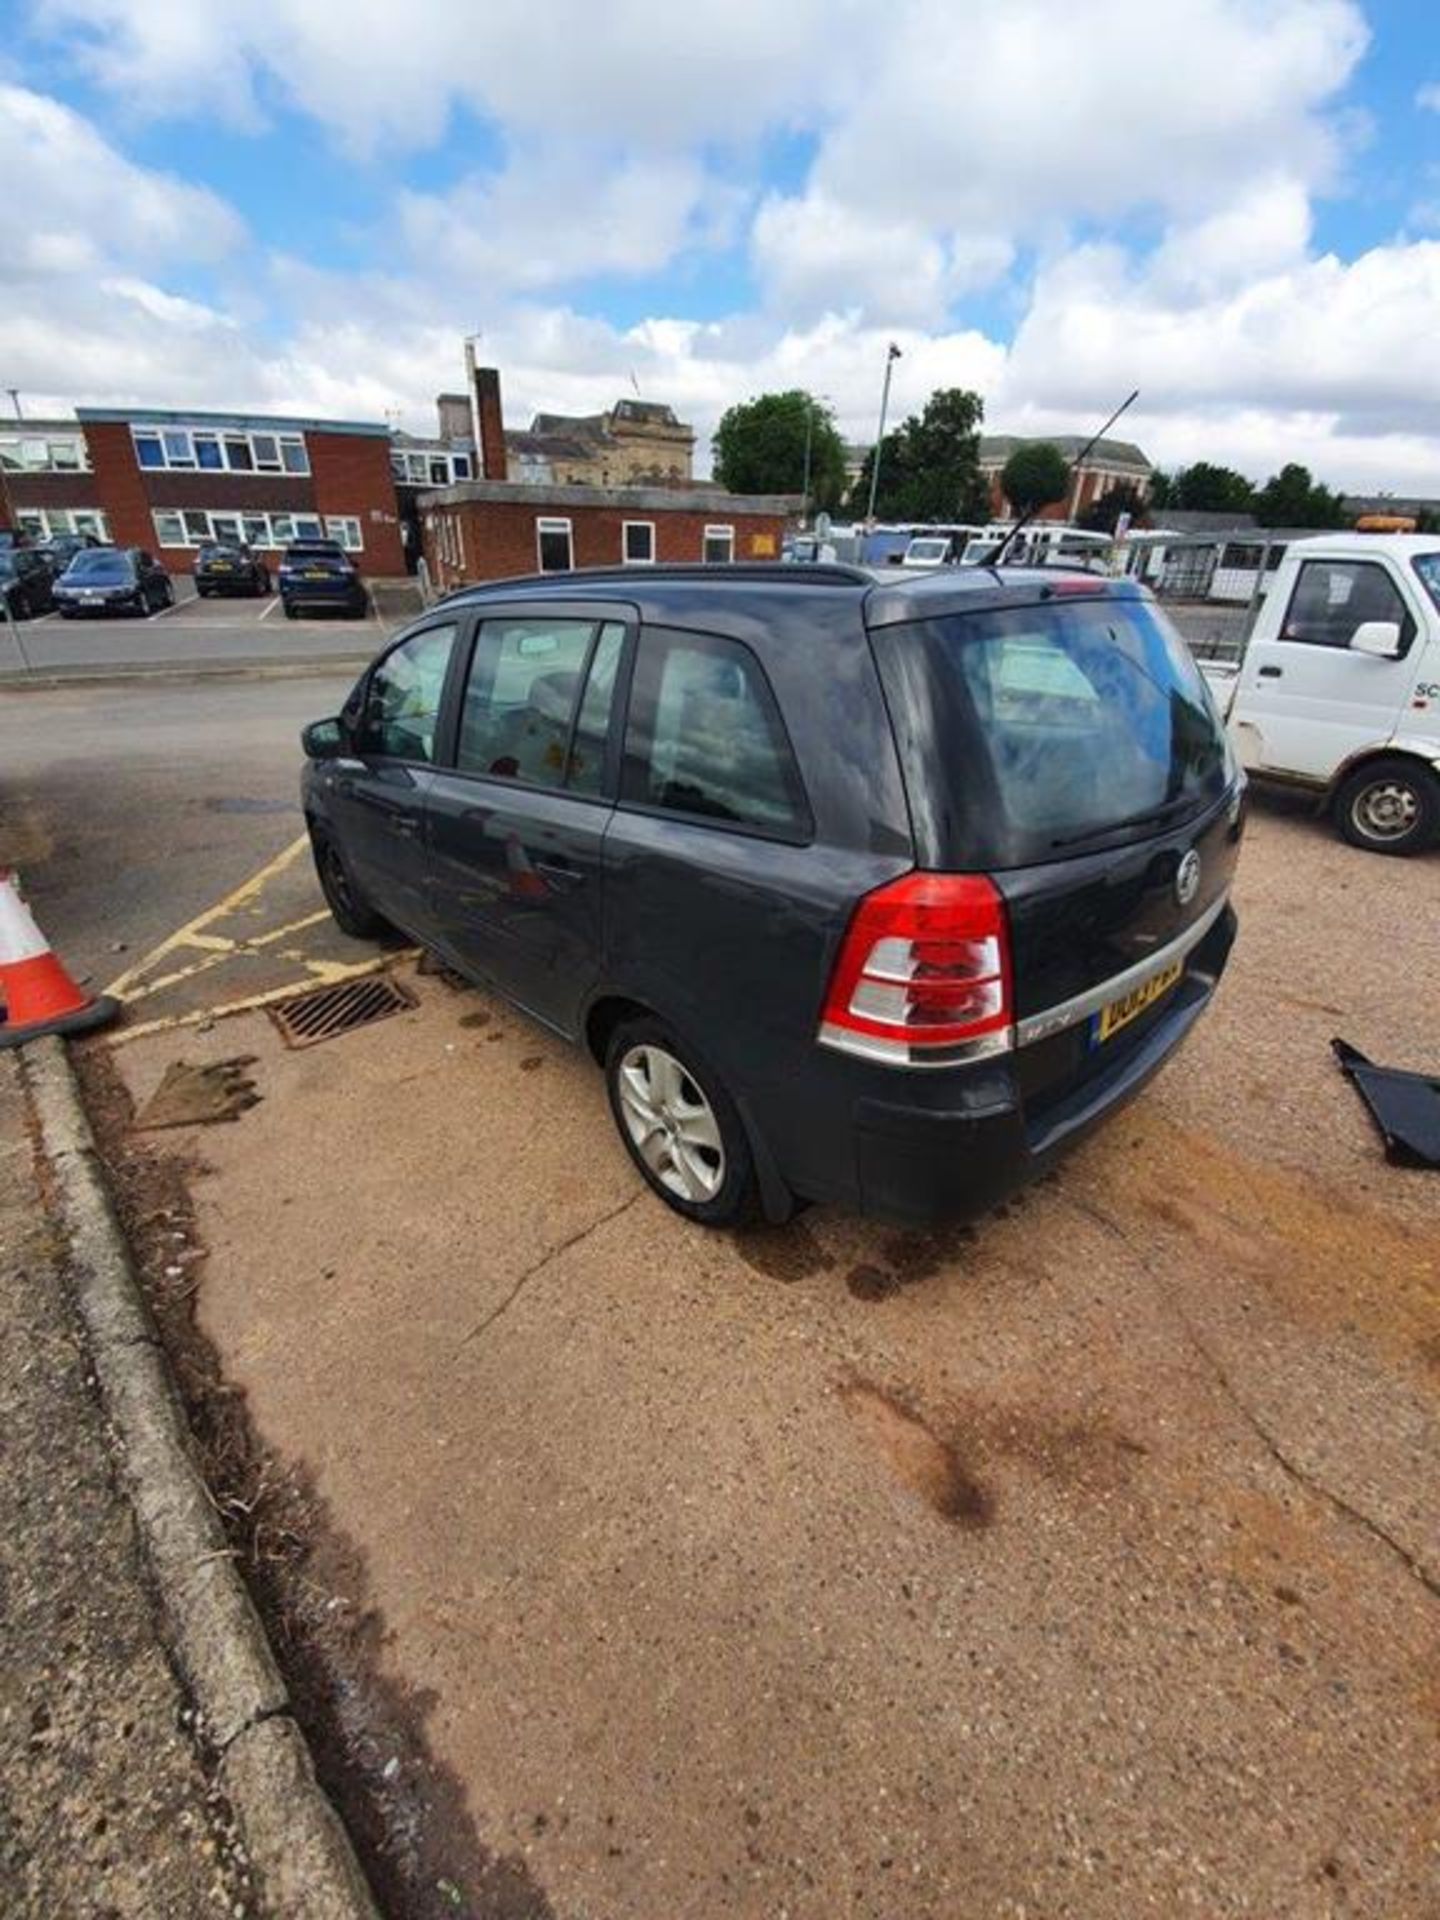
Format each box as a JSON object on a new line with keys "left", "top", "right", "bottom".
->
{"left": 605, "top": 1017, "right": 760, "bottom": 1227}
{"left": 311, "top": 831, "right": 388, "bottom": 939}
{"left": 1334, "top": 758, "right": 1440, "bottom": 857}
{"left": 284, "top": 601, "right": 299, "bottom": 620}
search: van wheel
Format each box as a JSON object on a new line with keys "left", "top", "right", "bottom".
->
{"left": 1334, "top": 759, "right": 1440, "bottom": 856}
{"left": 605, "top": 1018, "right": 759, "bottom": 1227}
{"left": 311, "top": 830, "right": 388, "bottom": 938}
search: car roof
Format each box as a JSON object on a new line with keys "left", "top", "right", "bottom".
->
{"left": 436, "top": 561, "right": 1141, "bottom": 639}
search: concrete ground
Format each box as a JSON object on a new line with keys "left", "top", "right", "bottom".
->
{"left": 0, "top": 1054, "right": 254, "bottom": 1916}
{"left": 94, "top": 798, "right": 1440, "bottom": 1919}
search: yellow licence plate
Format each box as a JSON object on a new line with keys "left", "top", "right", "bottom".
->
{"left": 1094, "top": 958, "right": 1183, "bottom": 1043}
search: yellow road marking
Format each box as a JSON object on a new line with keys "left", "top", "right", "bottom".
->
{"left": 119, "top": 910, "right": 333, "bottom": 1006}
{"left": 105, "top": 833, "right": 310, "bottom": 997}
{"left": 109, "top": 953, "right": 414, "bottom": 1046}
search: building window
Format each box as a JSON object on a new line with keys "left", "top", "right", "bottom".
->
{"left": 452, "top": 452, "right": 472, "bottom": 479}
{"left": 325, "top": 516, "right": 364, "bottom": 552}
{"left": 0, "top": 435, "right": 90, "bottom": 473}
{"left": 623, "top": 521, "right": 655, "bottom": 565}
{"left": 537, "top": 517, "right": 573, "bottom": 573}
{"left": 128, "top": 423, "right": 311, "bottom": 475}
{"left": 703, "top": 524, "right": 735, "bottom": 565}
{"left": 14, "top": 507, "right": 110, "bottom": 541}
{"left": 148, "top": 507, "right": 359, "bottom": 551}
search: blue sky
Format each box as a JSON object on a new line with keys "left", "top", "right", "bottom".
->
{"left": 3, "top": 0, "right": 1440, "bottom": 489}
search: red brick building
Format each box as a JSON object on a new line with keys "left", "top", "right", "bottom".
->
{"left": 419, "top": 481, "right": 799, "bottom": 593}
{"left": 1, "top": 419, "right": 109, "bottom": 544}
{"left": 71, "top": 407, "right": 405, "bottom": 575}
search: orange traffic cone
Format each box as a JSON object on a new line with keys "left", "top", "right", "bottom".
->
{"left": 0, "top": 869, "right": 118, "bottom": 1049}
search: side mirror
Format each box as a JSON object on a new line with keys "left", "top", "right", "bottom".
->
{"left": 302, "top": 717, "right": 346, "bottom": 759}
{"left": 1351, "top": 619, "right": 1402, "bottom": 659}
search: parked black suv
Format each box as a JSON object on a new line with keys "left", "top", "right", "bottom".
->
{"left": 195, "top": 541, "right": 271, "bottom": 597}
{"left": 279, "top": 540, "right": 367, "bottom": 618}
{"left": 302, "top": 565, "right": 1243, "bottom": 1226}
{"left": 0, "top": 547, "right": 57, "bottom": 619}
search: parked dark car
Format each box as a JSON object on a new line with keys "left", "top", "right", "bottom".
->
{"left": 0, "top": 547, "right": 57, "bottom": 619}
{"left": 279, "top": 540, "right": 366, "bottom": 618}
{"left": 195, "top": 541, "right": 271, "bottom": 597}
{"left": 301, "top": 565, "right": 1243, "bottom": 1226}
{"left": 54, "top": 547, "right": 174, "bottom": 617}
{"left": 34, "top": 532, "right": 103, "bottom": 578}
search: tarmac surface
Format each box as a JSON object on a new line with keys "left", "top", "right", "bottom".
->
{"left": 90, "top": 797, "right": 1440, "bottom": 1920}
{"left": 0, "top": 1054, "right": 254, "bottom": 1917}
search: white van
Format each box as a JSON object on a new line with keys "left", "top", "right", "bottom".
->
{"left": 1202, "top": 534, "right": 1440, "bottom": 855}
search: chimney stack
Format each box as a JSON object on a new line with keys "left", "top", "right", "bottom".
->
{"left": 474, "top": 366, "right": 508, "bottom": 482}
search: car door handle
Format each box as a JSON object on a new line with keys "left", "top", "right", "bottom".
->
{"left": 535, "top": 858, "right": 585, "bottom": 891}
{"left": 1258, "top": 665, "right": 1282, "bottom": 678}
{"left": 390, "top": 814, "right": 421, "bottom": 838}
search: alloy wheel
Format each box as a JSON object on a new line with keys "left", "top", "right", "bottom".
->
{"left": 615, "top": 1044, "right": 725, "bottom": 1203}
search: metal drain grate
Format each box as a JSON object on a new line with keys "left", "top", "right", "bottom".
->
{"left": 268, "top": 973, "right": 416, "bottom": 1049}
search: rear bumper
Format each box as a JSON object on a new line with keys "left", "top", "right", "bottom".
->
{"left": 762, "top": 903, "right": 1237, "bottom": 1224}
{"left": 281, "top": 586, "right": 366, "bottom": 612}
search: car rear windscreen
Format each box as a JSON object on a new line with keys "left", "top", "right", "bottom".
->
{"left": 872, "top": 595, "right": 1232, "bottom": 869}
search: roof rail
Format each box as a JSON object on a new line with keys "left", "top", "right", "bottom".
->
{"left": 439, "top": 561, "right": 874, "bottom": 600}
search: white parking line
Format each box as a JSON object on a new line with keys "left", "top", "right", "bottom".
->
{"left": 148, "top": 588, "right": 198, "bottom": 622}
{"left": 257, "top": 596, "right": 280, "bottom": 622}
{"left": 28, "top": 609, "right": 62, "bottom": 626}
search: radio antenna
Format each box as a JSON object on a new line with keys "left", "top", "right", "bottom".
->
{"left": 989, "top": 388, "right": 1139, "bottom": 570}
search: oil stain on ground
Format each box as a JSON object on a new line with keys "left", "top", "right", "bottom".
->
{"left": 731, "top": 1217, "right": 836, "bottom": 1284}
{"left": 838, "top": 1380, "right": 992, "bottom": 1527}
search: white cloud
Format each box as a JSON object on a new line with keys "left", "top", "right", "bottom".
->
{"left": 0, "top": 82, "right": 242, "bottom": 270}
{"left": 395, "top": 148, "right": 727, "bottom": 293}
{"left": 1417, "top": 82, "right": 1440, "bottom": 113}
{"left": 752, "top": 191, "right": 1013, "bottom": 323}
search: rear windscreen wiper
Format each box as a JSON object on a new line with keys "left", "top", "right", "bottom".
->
{"left": 1050, "top": 797, "right": 1198, "bottom": 851}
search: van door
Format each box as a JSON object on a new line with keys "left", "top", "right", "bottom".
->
{"left": 1236, "top": 556, "right": 1421, "bottom": 781}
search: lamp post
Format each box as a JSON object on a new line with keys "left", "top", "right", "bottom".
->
{"left": 864, "top": 343, "right": 902, "bottom": 526}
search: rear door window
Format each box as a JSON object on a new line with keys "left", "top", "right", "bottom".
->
{"left": 356, "top": 623, "right": 458, "bottom": 763}
{"left": 621, "top": 628, "right": 810, "bottom": 838}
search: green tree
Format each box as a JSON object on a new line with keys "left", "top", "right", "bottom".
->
{"left": 712, "top": 390, "right": 847, "bottom": 510}
{"left": 849, "top": 387, "right": 988, "bottom": 522}
{"left": 1000, "top": 442, "right": 1070, "bottom": 518}
{"left": 1148, "top": 470, "right": 1174, "bottom": 511}
{"left": 1252, "top": 462, "right": 1349, "bottom": 529}
{"left": 1077, "top": 479, "right": 1147, "bottom": 535}
{"left": 1415, "top": 507, "right": 1440, "bottom": 534}
{"left": 1170, "top": 462, "right": 1255, "bottom": 512}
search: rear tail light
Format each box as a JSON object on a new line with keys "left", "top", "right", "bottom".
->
{"left": 819, "top": 872, "right": 1013, "bottom": 1067}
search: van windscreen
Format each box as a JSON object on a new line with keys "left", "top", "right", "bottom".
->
{"left": 872, "top": 596, "right": 1232, "bottom": 868}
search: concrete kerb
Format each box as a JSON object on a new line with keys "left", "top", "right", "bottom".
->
{"left": 18, "top": 1035, "right": 381, "bottom": 1920}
